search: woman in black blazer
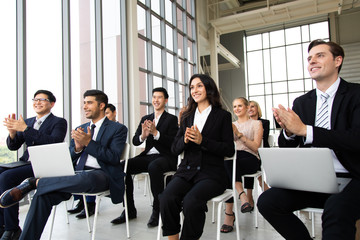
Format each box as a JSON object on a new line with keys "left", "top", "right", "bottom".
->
{"left": 159, "top": 74, "right": 234, "bottom": 240}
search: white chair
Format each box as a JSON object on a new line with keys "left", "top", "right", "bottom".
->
{"left": 301, "top": 207, "right": 324, "bottom": 238}
{"left": 242, "top": 170, "right": 264, "bottom": 228}
{"left": 209, "top": 147, "right": 240, "bottom": 240}
{"left": 48, "top": 143, "right": 131, "bottom": 240}
{"left": 157, "top": 147, "right": 240, "bottom": 240}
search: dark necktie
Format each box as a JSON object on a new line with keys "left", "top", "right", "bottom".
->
{"left": 75, "top": 124, "right": 96, "bottom": 171}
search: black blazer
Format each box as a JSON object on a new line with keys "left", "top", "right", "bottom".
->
{"left": 7, "top": 113, "right": 68, "bottom": 162}
{"left": 132, "top": 111, "right": 179, "bottom": 168}
{"left": 70, "top": 118, "right": 128, "bottom": 204}
{"left": 258, "top": 117, "right": 270, "bottom": 148}
{"left": 172, "top": 107, "right": 235, "bottom": 187}
{"left": 278, "top": 79, "right": 360, "bottom": 179}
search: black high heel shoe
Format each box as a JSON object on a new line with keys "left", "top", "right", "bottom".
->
{"left": 220, "top": 212, "right": 235, "bottom": 233}
{"left": 239, "top": 191, "right": 253, "bottom": 213}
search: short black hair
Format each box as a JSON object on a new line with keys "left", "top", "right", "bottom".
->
{"left": 152, "top": 87, "right": 169, "bottom": 99}
{"left": 83, "top": 90, "right": 108, "bottom": 110}
{"left": 308, "top": 39, "right": 345, "bottom": 73}
{"left": 34, "top": 90, "right": 56, "bottom": 103}
{"left": 106, "top": 103, "right": 116, "bottom": 112}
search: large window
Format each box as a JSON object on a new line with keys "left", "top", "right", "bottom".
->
{"left": 26, "top": 0, "right": 63, "bottom": 118}
{"left": 0, "top": 1, "right": 16, "bottom": 163}
{"left": 137, "top": 0, "right": 196, "bottom": 116}
{"left": 246, "top": 21, "right": 329, "bottom": 131}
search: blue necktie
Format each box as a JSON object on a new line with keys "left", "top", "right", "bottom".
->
{"left": 75, "top": 124, "right": 96, "bottom": 171}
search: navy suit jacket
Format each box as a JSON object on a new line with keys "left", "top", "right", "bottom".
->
{"left": 278, "top": 78, "right": 360, "bottom": 179}
{"left": 70, "top": 118, "right": 128, "bottom": 204}
{"left": 132, "top": 111, "right": 179, "bottom": 168}
{"left": 172, "top": 107, "right": 235, "bottom": 187}
{"left": 7, "top": 113, "right": 68, "bottom": 162}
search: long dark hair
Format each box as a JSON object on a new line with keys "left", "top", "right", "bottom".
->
{"left": 180, "top": 74, "right": 222, "bottom": 123}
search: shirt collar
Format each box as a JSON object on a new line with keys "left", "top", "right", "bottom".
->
{"left": 316, "top": 77, "right": 340, "bottom": 99}
{"left": 195, "top": 104, "right": 212, "bottom": 116}
{"left": 36, "top": 112, "right": 51, "bottom": 122}
{"left": 90, "top": 116, "right": 106, "bottom": 129}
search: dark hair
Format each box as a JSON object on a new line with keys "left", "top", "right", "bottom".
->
{"left": 308, "top": 39, "right": 345, "bottom": 73}
{"left": 34, "top": 90, "right": 56, "bottom": 103}
{"left": 181, "top": 74, "right": 222, "bottom": 123}
{"left": 106, "top": 103, "right": 116, "bottom": 112}
{"left": 83, "top": 89, "right": 108, "bottom": 111}
{"left": 152, "top": 87, "right": 169, "bottom": 99}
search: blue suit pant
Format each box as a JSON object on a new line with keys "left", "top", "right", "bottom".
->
{"left": 0, "top": 164, "right": 34, "bottom": 231}
{"left": 19, "top": 170, "right": 109, "bottom": 240}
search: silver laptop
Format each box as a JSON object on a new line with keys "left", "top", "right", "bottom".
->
{"left": 28, "top": 142, "right": 75, "bottom": 178}
{"left": 259, "top": 148, "right": 350, "bottom": 194}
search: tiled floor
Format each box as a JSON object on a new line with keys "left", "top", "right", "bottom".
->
{"left": 18, "top": 178, "right": 322, "bottom": 240}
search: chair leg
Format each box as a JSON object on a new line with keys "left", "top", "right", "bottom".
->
{"left": 233, "top": 193, "right": 241, "bottom": 240}
{"left": 311, "top": 211, "right": 315, "bottom": 238}
{"left": 48, "top": 205, "right": 57, "bottom": 240}
{"left": 124, "top": 192, "right": 130, "bottom": 238}
{"left": 91, "top": 196, "right": 102, "bottom": 240}
{"left": 157, "top": 213, "right": 162, "bottom": 240}
{"left": 212, "top": 201, "right": 215, "bottom": 223}
{"left": 82, "top": 195, "right": 91, "bottom": 233}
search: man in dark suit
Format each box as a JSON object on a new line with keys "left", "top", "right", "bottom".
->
{"left": 258, "top": 40, "right": 360, "bottom": 240}
{"left": 1, "top": 90, "right": 67, "bottom": 240}
{"left": 0, "top": 90, "right": 127, "bottom": 240}
{"left": 111, "top": 87, "right": 178, "bottom": 228}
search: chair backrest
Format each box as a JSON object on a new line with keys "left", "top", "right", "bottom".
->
{"left": 224, "top": 142, "right": 237, "bottom": 190}
{"left": 121, "top": 143, "right": 131, "bottom": 173}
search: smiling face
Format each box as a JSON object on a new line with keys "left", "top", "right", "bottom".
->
{"left": 33, "top": 93, "right": 54, "bottom": 118}
{"left": 83, "top": 96, "right": 105, "bottom": 122}
{"left": 307, "top": 44, "right": 342, "bottom": 83}
{"left": 152, "top": 91, "right": 167, "bottom": 112}
{"left": 233, "top": 98, "right": 248, "bottom": 118}
{"left": 105, "top": 108, "right": 116, "bottom": 122}
{"left": 190, "top": 77, "right": 207, "bottom": 104}
{"left": 248, "top": 102, "right": 258, "bottom": 118}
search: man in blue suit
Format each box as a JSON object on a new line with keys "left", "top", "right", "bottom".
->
{"left": 1, "top": 90, "right": 67, "bottom": 240}
{"left": 0, "top": 90, "right": 128, "bottom": 240}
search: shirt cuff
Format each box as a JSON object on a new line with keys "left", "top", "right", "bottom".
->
{"left": 153, "top": 131, "right": 160, "bottom": 140}
{"left": 304, "top": 125, "right": 313, "bottom": 145}
{"left": 282, "top": 130, "right": 296, "bottom": 140}
{"left": 139, "top": 135, "right": 145, "bottom": 143}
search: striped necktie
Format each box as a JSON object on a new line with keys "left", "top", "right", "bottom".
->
{"left": 34, "top": 120, "right": 42, "bottom": 130}
{"left": 315, "top": 93, "right": 330, "bottom": 129}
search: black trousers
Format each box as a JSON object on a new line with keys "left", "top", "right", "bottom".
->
{"left": 0, "top": 164, "right": 34, "bottom": 231}
{"left": 257, "top": 178, "right": 360, "bottom": 240}
{"left": 159, "top": 176, "right": 225, "bottom": 240}
{"left": 125, "top": 154, "right": 175, "bottom": 211}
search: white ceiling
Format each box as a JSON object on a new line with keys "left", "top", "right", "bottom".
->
{"left": 208, "top": 0, "right": 360, "bottom": 34}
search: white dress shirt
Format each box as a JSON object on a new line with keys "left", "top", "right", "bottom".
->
{"left": 194, "top": 105, "right": 212, "bottom": 132}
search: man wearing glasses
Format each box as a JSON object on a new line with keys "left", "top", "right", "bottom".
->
{"left": 1, "top": 90, "right": 67, "bottom": 240}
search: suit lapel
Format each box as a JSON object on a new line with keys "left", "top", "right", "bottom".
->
{"left": 156, "top": 111, "right": 167, "bottom": 130}
{"left": 201, "top": 107, "right": 217, "bottom": 134}
{"left": 96, "top": 119, "right": 107, "bottom": 141}
{"left": 307, "top": 91, "right": 317, "bottom": 125}
{"left": 38, "top": 113, "right": 53, "bottom": 130}
{"left": 331, "top": 79, "right": 346, "bottom": 128}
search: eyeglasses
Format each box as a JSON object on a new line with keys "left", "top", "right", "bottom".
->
{"left": 32, "top": 98, "right": 50, "bottom": 102}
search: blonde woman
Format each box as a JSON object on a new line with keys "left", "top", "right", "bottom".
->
{"left": 221, "top": 97, "right": 263, "bottom": 233}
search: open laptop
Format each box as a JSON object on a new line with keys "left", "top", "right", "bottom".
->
{"left": 259, "top": 148, "right": 351, "bottom": 194}
{"left": 28, "top": 142, "right": 75, "bottom": 178}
